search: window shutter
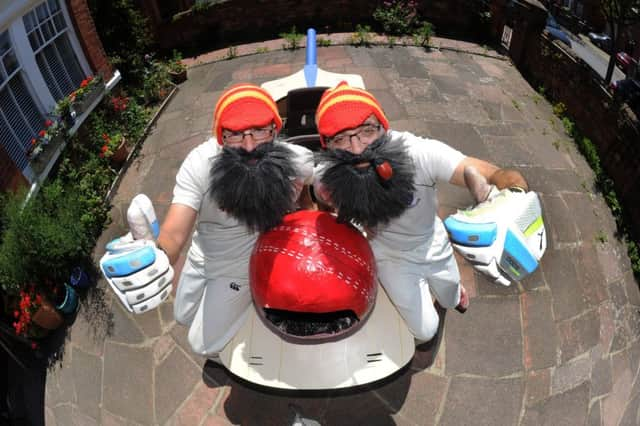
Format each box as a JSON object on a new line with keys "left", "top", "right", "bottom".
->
{"left": 0, "top": 73, "right": 44, "bottom": 171}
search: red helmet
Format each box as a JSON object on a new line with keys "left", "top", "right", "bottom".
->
{"left": 250, "top": 210, "right": 377, "bottom": 340}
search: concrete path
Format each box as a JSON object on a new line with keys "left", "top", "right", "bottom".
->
{"left": 44, "top": 37, "right": 640, "bottom": 425}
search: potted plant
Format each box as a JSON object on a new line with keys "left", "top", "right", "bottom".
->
{"left": 167, "top": 50, "right": 187, "bottom": 84}
{"left": 71, "top": 75, "right": 105, "bottom": 115}
{"left": 27, "top": 118, "right": 65, "bottom": 163}
{"left": 98, "top": 131, "right": 130, "bottom": 167}
{"left": 55, "top": 95, "right": 76, "bottom": 128}
{"left": 0, "top": 184, "right": 93, "bottom": 330}
{"left": 10, "top": 284, "right": 64, "bottom": 338}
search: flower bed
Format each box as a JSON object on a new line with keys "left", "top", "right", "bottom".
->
{"left": 1, "top": 67, "right": 174, "bottom": 358}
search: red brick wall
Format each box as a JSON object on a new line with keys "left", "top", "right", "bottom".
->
{"left": 65, "top": 0, "right": 113, "bottom": 81}
{"left": 520, "top": 33, "right": 640, "bottom": 236}
{"left": 148, "top": 0, "right": 474, "bottom": 50}
{"left": 0, "top": 146, "right": 28, "bottom": 193}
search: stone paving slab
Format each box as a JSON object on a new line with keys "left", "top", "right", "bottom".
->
{"left": 45, "top": 37, "right": 640, "bottom": 425}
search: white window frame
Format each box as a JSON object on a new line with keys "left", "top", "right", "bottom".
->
{"left": 10, "top": 0, "right": 91, "bottom": 111}
{"left": 0, "top": 0, "right": 92, "bottom": 182}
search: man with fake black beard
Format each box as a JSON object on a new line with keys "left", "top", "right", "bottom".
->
{"left": 313, "top": 82, "right": 529, "bottom": 345}
{"left": 155, "top": 84, "right": 314, "bottom": 357}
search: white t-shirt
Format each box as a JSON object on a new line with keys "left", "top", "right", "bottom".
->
{"left": 172, "top": 137, "right": 315, "bottom": 279}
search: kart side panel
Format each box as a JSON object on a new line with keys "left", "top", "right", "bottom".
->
{"left": 220, "top": 284, "right": 415, "bottom": 389}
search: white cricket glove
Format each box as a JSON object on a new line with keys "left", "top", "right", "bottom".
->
{"left": 99, "top": 194, "right": 174, "bottom": 313}
{"left": 444, "top": 186, "right": 547, "bottom": 286}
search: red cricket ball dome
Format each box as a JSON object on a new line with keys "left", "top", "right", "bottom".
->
{"left": 250, "top": 210, "right": 377, "bottom": 340}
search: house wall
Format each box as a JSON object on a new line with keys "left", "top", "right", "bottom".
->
{"left": 0, "top": 0, "right": 113, "bottom": 193}
{"left": 0, "top": 147, "right": 28, "bottom": 192}
{"left": 66, "top": 0, "right": 113, "bottom": 81}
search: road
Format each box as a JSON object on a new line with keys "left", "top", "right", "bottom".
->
{"left": 569, "top": 36, "right": 626, "bottom": 81}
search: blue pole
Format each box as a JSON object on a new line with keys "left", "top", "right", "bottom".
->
{"left": 306, "top": 28, "right": 317, "bottom": 65}
{"left": 304, "top": 28, "right": 318, "bottom": 87}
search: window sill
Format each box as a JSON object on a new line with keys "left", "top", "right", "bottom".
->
{"left": 24, "top": 70, "right": 122, "bottom": 203}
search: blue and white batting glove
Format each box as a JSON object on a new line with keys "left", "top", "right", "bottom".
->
{"left": 444, "top": 186, "right": 547, "bottom": 286}
{"left": 99, "top": 195, "right": 174, "bottom": 313}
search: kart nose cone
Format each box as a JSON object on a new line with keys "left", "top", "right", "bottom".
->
{"left": 250, "top": 210, "right": 377, "bottom": 341}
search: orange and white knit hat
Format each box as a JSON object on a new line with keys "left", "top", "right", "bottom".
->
{"left": 315, "top": 81, "right": 389, "bottom": 147}
{"left": 213, "top": 84, "right": 282, "bottom": 144}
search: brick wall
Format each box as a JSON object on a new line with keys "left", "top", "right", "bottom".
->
{"left": 65, "top": 0, "right": 113, "bottom": 81}
{"left": 508, "top": 1, "right": 640, "bottom": 236}
{"left": 0, "top": 146, "right": 28, "bottom": 193}
{"left": 154, "top": 0, "right": 374, "bottom": 50}
{"left": 151, "top": 0, "right": 476, "bottom": 50}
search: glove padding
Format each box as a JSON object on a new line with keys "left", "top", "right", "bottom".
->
{"left": 444, "top": 186, "right": 546, "bottom": 286}
{"left": 100, "top": 234, "right": 174, "bottom": 314}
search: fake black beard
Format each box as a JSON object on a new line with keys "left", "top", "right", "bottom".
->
{"left": 209, "top": 142, "right": 297, "bottom": 232}
{"left": 316, "top": 133, "right": 416, "bottom": 228}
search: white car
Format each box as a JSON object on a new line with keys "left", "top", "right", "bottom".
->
{"left": 588, "top": 32, "right": 612, "bottom": 50}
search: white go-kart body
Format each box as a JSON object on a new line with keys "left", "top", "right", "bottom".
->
{"left": 219, "top": 285, "right": 415, "bottom": 389}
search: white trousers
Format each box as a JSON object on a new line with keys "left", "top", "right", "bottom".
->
{"left": 377, "top": 251, "right": 461, "bottom": 342}
{"left": 173, "top": 259, "right": 252, "bottom": 356}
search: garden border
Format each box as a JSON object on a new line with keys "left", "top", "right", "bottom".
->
{"left": 104, "top": 83, "right": 179, "bottom": 204}
{"left": 182, "top": 33, "right": 508, "bottom": 70}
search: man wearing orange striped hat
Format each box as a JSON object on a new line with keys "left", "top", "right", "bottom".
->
{"left": 314, "top": 82, "right": 528, "bottom": 345}
{"left": 156, "top": 84, "right": 314, "bottom": 356}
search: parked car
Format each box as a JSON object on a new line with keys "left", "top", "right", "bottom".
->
{"left": 545, "top": 15, "right": 571, "bottom": 46}
{"left": 615, "top": 52, "right": 638, "bottom": 73}
{"left": 609, "top": 78, "right": 640, "bottom": 112}
{"left": 588, "top": 32, "right": 612, "bottom": 50}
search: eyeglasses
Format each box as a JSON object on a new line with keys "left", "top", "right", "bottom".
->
{"left": 222, "top": 125, "right": 275, "bottom": 144}
{"left": 326, "top": 124, "right": 382, "bottom": 149}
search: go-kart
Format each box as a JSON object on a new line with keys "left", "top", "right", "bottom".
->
{"left": 222, "top": 29, "right": 415, "bottom": 389}
{"left": 100, "top": 29, "right": 546, "bottom": 390}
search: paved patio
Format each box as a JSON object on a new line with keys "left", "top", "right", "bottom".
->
{"left": 44, "top": 37, "right": 640, "bottom": 425}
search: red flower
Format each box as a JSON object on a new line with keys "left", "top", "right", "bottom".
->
{"left": 101, "top": 145, "right": 109, "bottom": 153}
{"left": 111, "top": 96, "right": 129, "bottom": 112}
{"left": 12, "top": 286, "right": 46, "bottom": 337}
{"left": 80, "top": 79, "right": 88, "bottom": 88}
{"left": 38, "top": 130, "right": 46, "bottom": 137}
{"left": 31, "top": 138, "right": 37, "bottom": 146}
{"left": 31, "top": 342, "right": 38, "bottom": 350}
{"left": 44, "top": 119, "right": 53, "bottom": 128}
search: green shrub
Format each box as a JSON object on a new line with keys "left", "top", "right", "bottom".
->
{"left": 552, "top": 101, "right": 567, "bottom": 117}
{"left": 0, "top": 183, "right": 92, "bottom": 295}
{"left": 562, "top": 116, "right": 575, "bottom": 137}
{"left": 280, "top": 26, "right": 304, "bottom": 50}
{"left": 412, "top": 21, "right": 434, "bottom": 47}
{"left": 56, "top": 157, "right": 113, "bottom": 237}
{"left": 351, "top": 24, "right": 373, "bottom": 47}
{"left": 167, "top": 50, "right": 187, "bottom": 74}
{"left": 88, "top": 0, "right": 153, "bottom": 88}
{"left": 373, "top": 0, "right": 420, "bottom": 35}
{"left": 387, "top": 35, "right": 397, "bottom": 47}
{"left": 226, "top": 46, "right": 238, "bottom": 60}
{"left": 140, "top": 61, "right": 172, "bottom": 104}
{"left": 317, "top": 37, "right": 332, "bottom": 47}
